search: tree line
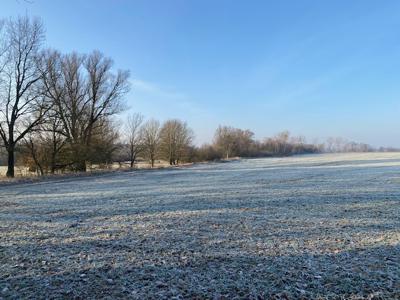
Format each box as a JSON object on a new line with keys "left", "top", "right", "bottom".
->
{"left": 0, "top": 16, "right": 130, "bottom": 177}
{"left": 0, "top": 17, "right": 391, "bottom": 178}
{"left": 119, "top": 115, "right": 194, "bottom": 169}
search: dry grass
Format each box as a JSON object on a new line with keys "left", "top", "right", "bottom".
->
{"left": 0, "top": 166, "right": 32, "bottom": 178}
{"left": 0, "top": 153, "right": 399, "bottom": 299}
{"left": 0, "top": 161, "right": 174, "bottom": 179}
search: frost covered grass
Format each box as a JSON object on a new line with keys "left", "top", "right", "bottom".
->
{"left": 0, "top": 153, "right": 399, "bottom": 299}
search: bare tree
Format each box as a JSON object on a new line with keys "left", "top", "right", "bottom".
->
{"left": 87, "top": 118, "right": 120, "bottom": 168}
{"left": 290, "top": 135, "right": 306, "bottom": 154}
{"left": 0, "top": 21, "right": 5, "bottom": 162}
{"left": 160, "top": 119, "right": 193, "bottom": 165}
{"left": 84, "top": 51, "right": 129, "bottom": 154}
{"left": 41, "top": 50, "right": 130, "bottom": 171}
{"left": 45, "top": 112, "right": 67, "bottom": 173}
{"left": 214, "top": 126, "right": 236, "bottom": 159}
{"left": 274, "top": 130, "right": 290, "bottom": 154}
{"left": 17, "top": 111, "right": 67, "bottom": 176}
{"left": 233, "top": 129, "right": 254, "bottom": 157}
{"left": 22, "top": 133, "right": 45, "bottom": 176}
{"left": 213, "top": 126, "right": 255, "bottom": 158}
{"left": 0, "top": 19, "right": 6, "bottom": 71}
{"left": 125, "top": 113, "right": 144, "bottom": 168}
{"left": 174, "top": 121, "right": 194, "bottom": 164}
{"left": 140, "top": 119, "right": 160, "bottom": 168}
{"left": 0, "top": 16, "right": 50, "bottom": 177}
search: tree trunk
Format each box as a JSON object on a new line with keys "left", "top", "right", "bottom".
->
{"left": 130, "top": 152, "right": 138, "bottom": 168}
{"left": 37, "top": 164, "right": 44, "bottom": 176}
{"left": 50, "top": 137, "right": 57, "bottom": 174}
{"left": 6, "top": 146, "right": 15, "bottom": 178}
{"left": 129, "top": 145, "right": 134, "bottom": 168}
{"left": 133, "top": 154, "right": 137, "bottom": 168}
{"left": 76, "top": 160, "right": 87, "bottom": 172}
{"left": 50, "top": 154, "right": 56, "bottom": 174}
{"left": 29, "top": 142, "right": 44, "bottom": 176}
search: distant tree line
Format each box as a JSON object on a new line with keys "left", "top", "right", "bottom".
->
{"left": 0, "top": 17, "right": 397, "bottom": 178}
{"left": 197, "top": 128, "right": 321, "bottom": 161}
{"left": 323, "top": 137, "right": 374, "bottom": 153}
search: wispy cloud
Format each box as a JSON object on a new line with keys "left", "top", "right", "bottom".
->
{"left": 130, "top": 79, "right": 187, "bottom": 101}
{"left": 127, "top": 78, "right": 218, "bottom": 145}
{"left": 130, "top": 78, "right": 214, "bottom": 114}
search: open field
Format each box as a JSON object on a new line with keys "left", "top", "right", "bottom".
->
{"left": 0, "top": 153, "right": 399, "bottom": 299}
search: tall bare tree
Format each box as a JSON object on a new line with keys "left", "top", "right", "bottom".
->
{"left": 41, "top": 50, "right": 130, "bottom": 171}
{"left": 233, "top": 129, "right": 254, "bottom": 157}
{"left": 45, "top": 112, "right": 67, "bottom": 173}
{"left": 214, "top": 126, "right": 236, "bottom": 159}
{"left": 87, "top": 118, "right": 120, "bottom": 167}
{"left": 174, "top": 121, "right": 194, "bottom": 164}
{"left": 22, "top": 133, "right": 45, "bottom": 176}
{"left": 160, "top": 119, "right": 193, "bottom": 165}
{"left": 140, "top": 119, "right": 160, "bottom": 168}
{"left": 125, "top": 113, "right": 144, "bottom": 168}
{"left": 0, "top": 16, "right": 50, "bottom": 177}
{"left": 274, "top": 130, "right": 290, "bottom": 154}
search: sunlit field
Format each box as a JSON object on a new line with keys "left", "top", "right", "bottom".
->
{"left": 1, "top": 153, "right": 399, "bottom": 299}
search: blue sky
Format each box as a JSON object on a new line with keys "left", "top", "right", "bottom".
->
{"left": 2, "top": 0, "right": 400, "bottom": 146}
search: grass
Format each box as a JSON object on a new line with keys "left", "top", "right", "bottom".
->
{"left": 0, "top": 153, "right": 399, "bottom": 299}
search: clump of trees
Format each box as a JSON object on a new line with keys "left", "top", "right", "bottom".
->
{"left": 324, "top": 137, "right": 373, "bottom": 153}
{"left": 119, "top": 116, "right": 194, "bottom": 168}
{"left": 40, "top": 50, "right": 129, "bottom": 172}
{"left": 159, "top": 119, "right": 193, "bottom": 165}
{"left": 0, "top": 16, "right": 129, "bottom": 177}
{"left": 213, "top": 126, "right": 254, "bottom": 159}
{"left": 0, "top": 18, "right": 195, "bottom": 177}
{"left": 259, "top": 131, "right": 322, "bottom": 156}
{"left": 212, "top": 127, "right": 321, "bottom": 159}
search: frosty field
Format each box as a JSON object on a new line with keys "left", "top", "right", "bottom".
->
{"left": 0, "top": 153, "right": 399, "bottom": 299}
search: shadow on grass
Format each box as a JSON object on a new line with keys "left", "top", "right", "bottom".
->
{"left": 1, "top": 234, "right": 399, "bottom": 299}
